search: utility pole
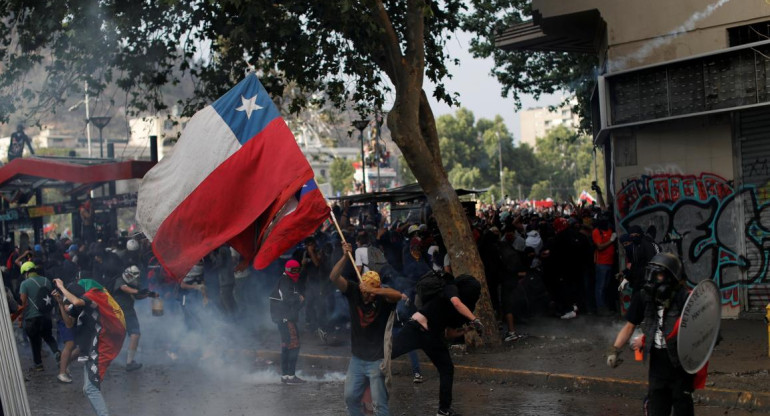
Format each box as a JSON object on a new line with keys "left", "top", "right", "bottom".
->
{"left": 85, "top": 81, "right": 92, "bottom": 157}
{"left": 353, "top": 119, "right": 369, "bottom": 194}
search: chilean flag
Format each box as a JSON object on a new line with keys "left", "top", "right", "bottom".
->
{"left": 136, "top": 73, "right": 330, "bottom": 279}
{"left": 579, "top": 190, "right": 595, "bottom": 204}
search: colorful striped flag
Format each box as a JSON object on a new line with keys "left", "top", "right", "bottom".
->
{"left": 136, "top": 73, "right": 329, "bottom": 278}
{"left": 78, "top": 279, "right": 125, "bottom": 386}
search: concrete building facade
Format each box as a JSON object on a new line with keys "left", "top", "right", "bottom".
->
{"left": 498, "top": 0, "right": 770, "bottom": 315}
{"left": 519, "top": 100, "right": 580, "bottom": 149}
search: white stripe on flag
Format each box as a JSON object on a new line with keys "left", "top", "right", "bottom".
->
{"left": 136, "top": 106, "right": 242, "bottom": 240}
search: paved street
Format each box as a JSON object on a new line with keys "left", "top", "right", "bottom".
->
{"left": 22, "top": 349, "right": 753, "bottom": 416}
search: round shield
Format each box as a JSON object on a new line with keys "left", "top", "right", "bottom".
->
{"left": 677, "top": 279, "right": 721, "bottom": 374}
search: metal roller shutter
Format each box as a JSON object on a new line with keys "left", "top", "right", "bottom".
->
{"left": 739, "top": 107, "right": 770, "bottom": 309}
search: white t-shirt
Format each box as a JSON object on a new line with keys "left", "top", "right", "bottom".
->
{"left": 427, "top": 245, "right": 441, "bottom": 271}
{"left": 654, "top": 307, "right": 665, "bottom": 349}
{"left": 354, "top": 247, "right": 370, "bottom": 273}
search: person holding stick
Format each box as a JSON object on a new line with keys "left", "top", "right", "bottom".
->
{"left": 330, "top": 240, "right": 402, "bottom": 416}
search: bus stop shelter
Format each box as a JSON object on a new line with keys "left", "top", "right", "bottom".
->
{"left": 0, "top": 156, "right": 155, "bottom": 243}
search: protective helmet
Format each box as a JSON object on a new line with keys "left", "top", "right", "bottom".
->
{"left": 361, "top": 270, "right": 381, "bottom": 288}
{"left": 284, "top": 259, "right": 301, "bottom": 279}
{"left": 122, "top": 265, "right": 141, "bottom": 286}
{"left": 407, "top": 225, "right": 420, "bottom": 236}
{"left": 20, "top": 261, "right": 36, "bottom": 274}
{"left": 647, "top": 252, "right": 683, "bottom": 281}
{"left": 553, "top": 217, "right": 569, "bottom": 234}
{"left": 126, "top": 239, "right": 140, "bottom": 252}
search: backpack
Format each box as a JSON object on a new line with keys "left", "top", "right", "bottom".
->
{"left": 364, "top": 245, "right": 389, "bottom": 274}
{"left": 415, "top": 271, "right": 451, "bottom": 308}
{"left": 28, "top": 276, "right": 54, "bottom": 315}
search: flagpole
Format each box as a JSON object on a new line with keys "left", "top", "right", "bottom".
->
{"left": 328, "top": 206, "right": 362, "bottom": 282}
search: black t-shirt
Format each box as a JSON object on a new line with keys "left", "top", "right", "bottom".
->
{"left": 343, "top": 281, "right": 395, "bottom": 361}
{"left": 418, "top": 283, "right": 466, "bottom": 336}
{"left": 8, "top": 131, "right": 29, "bottom": 160}
{"left": 112, "top": 279, "right": 135, "bottom": 312}
{"left": 625, "top": 291, "right": 646, "bottom": 326}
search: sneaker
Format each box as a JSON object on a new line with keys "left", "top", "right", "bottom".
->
{"left": 57, "top": 373, "right": 72, "bottom": 384}
{"left": 413, "top": 373, "right": 425, "bottom": 384}
{"left": 285, "top": 375, "right": 306, "bottom": 385}
{"left": 437, "top": 408, "right": 461, "bottom": 416}
{"left": 504, "top": 331, "right": 523, "bottom": 342}
{"left": 281, "top": 375, "right": 290, "bottom": 384}
{"left": 560, "top": 311, "right": 577, "bottom": 320}
{"left": 32, "top": 364, "right": 44, "bottom": 372}
{"left": 126, "top": 361, "right": 143, "bottom": 372}
{"left": 317, "top": 328, "right": 328, "bottom": 344}
{"left": 77, "top": 355, "right": 88, "bottom": 363}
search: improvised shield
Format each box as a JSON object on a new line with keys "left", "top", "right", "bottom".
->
{"left": 677, "top": 280, "right": 721, "bottom": 374}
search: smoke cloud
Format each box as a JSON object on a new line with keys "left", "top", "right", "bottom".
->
{"left": 609, "top": 0, "right": 733, "bottom": 72}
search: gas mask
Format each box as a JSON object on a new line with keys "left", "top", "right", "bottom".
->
{"left": 642, "top": 264, "right": 678, "bottom": 306}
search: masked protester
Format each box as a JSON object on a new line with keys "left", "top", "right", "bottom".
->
{"left": 607, "top": 253, "right": 696, "bottom": 416}
{"left": 112, "top": 265, "right": 158, "bottom": 371}
{"left": 391, "top": 273, "right": 483, "bottom": 416}
{"left": 18, "top": 261, "right": 60, "bottom": 371}
{"left": 270, "top": 259, "right": 305, "bottom": 384}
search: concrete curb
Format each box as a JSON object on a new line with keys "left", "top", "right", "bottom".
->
{"left": 254, "top": 350, "right": 770, "bottom": 411}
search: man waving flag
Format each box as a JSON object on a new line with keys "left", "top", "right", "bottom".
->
{"left": 136, "top": 73, "right": 329, "bottom": 279}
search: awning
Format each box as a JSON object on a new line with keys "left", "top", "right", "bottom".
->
{"left": 330, "top": 183, "right": 487, "bottom": 204}
{"left": 0, "top": 156, "right": 155, "bottom": 202}
{"left": 495, "top": 9, "right": 605, "bottom": 54}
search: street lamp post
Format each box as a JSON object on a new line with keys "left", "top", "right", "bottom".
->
{"left": 353, "top": 119, "right": 369, "bottom": 194}
{"left": 89, "top": 116, "right": 111, "bottom": 158}
{"left": 375, "top": 112, "right": 385, "bottom": 191}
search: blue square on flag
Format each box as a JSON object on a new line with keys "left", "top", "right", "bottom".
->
{"left": 211, "top": 74, "right": 281, "bottom": 144}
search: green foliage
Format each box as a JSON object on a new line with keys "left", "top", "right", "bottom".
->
{"left": 528, "top": 179, "right": 552, "bottom": 200}
{"left": 463, "top": 0, "right": 598, "bottom": 132}
{"left": 329, "top": 157, "right": 355, "bottom": 194}
{"left": 0, "top": 1, "right": 470, "bottom": 123}
{"left": 437, "top": 108, "right": 597, "bottom": 201}
{"left": 398, "top": 155, "right": 417, "bottom": 185}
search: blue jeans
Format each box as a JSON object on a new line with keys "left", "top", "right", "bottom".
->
{"left": 83, "top": 365, "right": 109, "bottom": 416}
{"left": 344, "top": 356, "right": 389, "bottom": 416}
{"left": 595, "top": 264, "right": 613, "bottom": 310}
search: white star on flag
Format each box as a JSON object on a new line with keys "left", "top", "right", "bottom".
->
{"left": 235, "top": 94, "right": 263, "bottom": 119}
{"left": 43, "top": 295, "right": 51, "bottom": 305}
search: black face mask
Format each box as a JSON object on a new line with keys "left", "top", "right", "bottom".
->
{"left": 642, "top": 265, "right": 677, "bottom": 305}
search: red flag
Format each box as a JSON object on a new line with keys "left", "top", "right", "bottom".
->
{"left": 253, "top": 179, "right": 330, "bottom": 269}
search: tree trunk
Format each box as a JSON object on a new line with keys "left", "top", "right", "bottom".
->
{"left": 367, "top": 0, "right": 501, "bottom": 346}
{"left": 387, "top": 91, "right": 501, "bottom": 347}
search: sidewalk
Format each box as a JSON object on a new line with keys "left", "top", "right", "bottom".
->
{"left": 255, "top": 315, "right": 770, "bottom": 410}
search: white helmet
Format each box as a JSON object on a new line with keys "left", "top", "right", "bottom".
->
{"left": 122, "top": 265, "right": 141, "bottom": 286}
{"left": 126, "top": 239, "right": 140, "bottom": 252}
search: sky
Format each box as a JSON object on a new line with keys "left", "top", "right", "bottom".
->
{"left": 424, "top": 31, "right": 564, "bottom": 144}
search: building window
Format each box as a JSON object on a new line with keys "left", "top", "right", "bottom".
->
{"left": 728, "top": 20, "right": 770, "bottom": 47}
{"left": 614, "top": 130, "right": 637, "bottom": 167}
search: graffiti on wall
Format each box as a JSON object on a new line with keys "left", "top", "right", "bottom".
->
{"left": 617, "top": 173, "right": 770, "bottom": 306}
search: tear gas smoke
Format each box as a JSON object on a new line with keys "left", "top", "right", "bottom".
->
{"left": 609, "top": 0, "right": 733, "bottom": 72}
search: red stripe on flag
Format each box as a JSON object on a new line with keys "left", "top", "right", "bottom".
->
{"left": 253, "top": 186, "right": 330, "bottom": 269}
{"left": 85, "top": 289, "right": 126, "bottom": 381}
{"left": 152, "top": 118, "right": 313, "bottom": 279}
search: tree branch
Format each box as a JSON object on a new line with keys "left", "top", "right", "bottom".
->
{"left": 419, "top": 89, "right": 442, "bottom": 165}
{"left": 369, "top": 0, "right": 405, "bottom": 87}
{"left": 404, "top": 0, "right": 426, "bottom": 81}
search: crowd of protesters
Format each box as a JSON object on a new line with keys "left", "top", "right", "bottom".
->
{"left": 2, "top": 181, "right": 668, "bottom": 416}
